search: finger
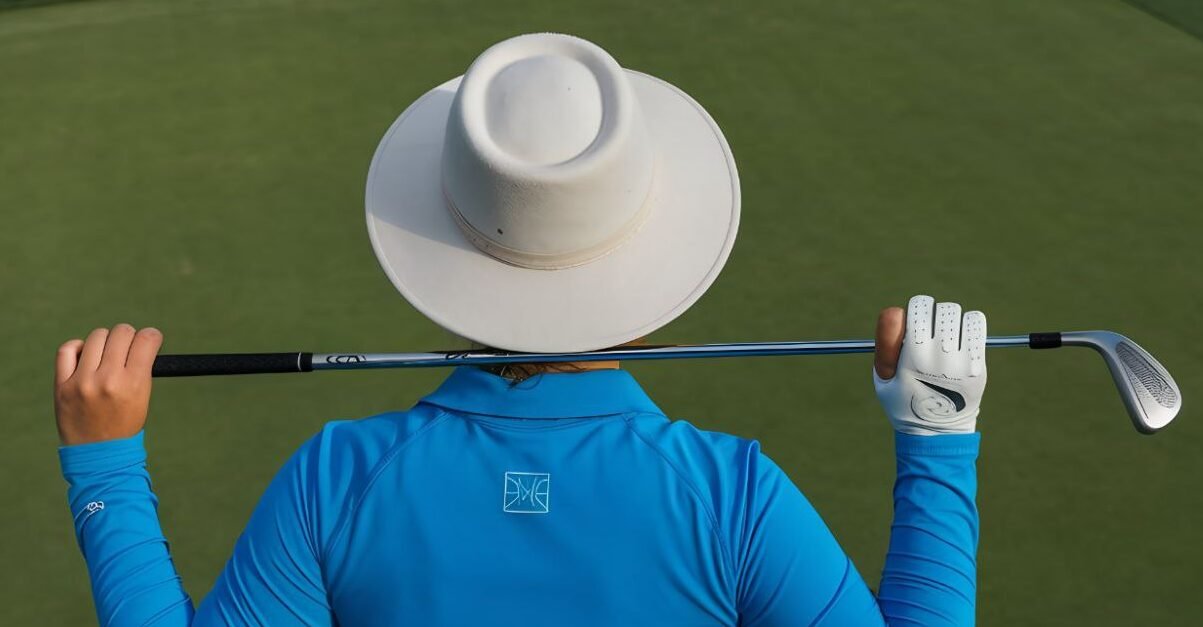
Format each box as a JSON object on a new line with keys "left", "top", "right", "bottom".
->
{"left": 875, "top": 307, "right": 905, "bottom": 379}
{"left": 126, "top": 327, "right": 164, "bottom": 376}
{"left": 963, "top": 311, "right": 987, "bottom": 377}
{"left": 905, "top": 295, "right": 935, "bottom": 346}
{"left": 934, "top": 301, "right": 963, "bottom": 354}
{"left": 99, "top": 324, "right": 137, "bottom": 372}
{"left": 55, "top": 339, "right": 85, "bottom": 385}
{"left": 78, "top": 328, "right": 111, "bottom": 373}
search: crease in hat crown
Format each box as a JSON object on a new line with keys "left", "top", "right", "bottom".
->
{"left": 441, "top": 33, "right": 656, "bottom": 270}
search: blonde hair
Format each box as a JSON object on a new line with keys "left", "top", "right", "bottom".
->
{"left": 447, "top": 330, "right": 583, "bottom": 382}
{"left": 449, "top": 331, "right": 630, "bottom": 383}
{"left": 480, "top": 361, "right": 588, "bottom": 382}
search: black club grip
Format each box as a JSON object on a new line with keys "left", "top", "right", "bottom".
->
{"left": 152, "top": 353, "right": 313, "bottom": 377}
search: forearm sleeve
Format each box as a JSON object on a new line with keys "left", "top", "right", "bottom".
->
{"left": 877, "top": 431, "right": 980, "bottom": 626}
{"left": 59, "top": 431, "right": 195, "bottom": 626}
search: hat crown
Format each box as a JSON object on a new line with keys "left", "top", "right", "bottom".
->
{"left": 484, "top": 54, "right": 603, "bottom": 166}
{"left": 441, "top": 33, "right": 655, "bottom": 269}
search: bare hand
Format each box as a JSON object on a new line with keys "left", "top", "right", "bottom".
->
{"left": 54, "top": 324, "right": 163, "bottom": 446}
{"left": 874, "top": 306, "right": 905, "bottom": 380}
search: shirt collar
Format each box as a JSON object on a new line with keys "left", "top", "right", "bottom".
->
{"left": 419, "top": 366, "right": 664, "bottom": 419}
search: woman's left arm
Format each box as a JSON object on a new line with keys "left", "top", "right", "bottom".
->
{"left": 55, "top": 325, "right": 333, "bottom": 626}
{"left": 61, "top": 431, "right": 196, "bottom": 624}
{"left": 56, "top": 324, "right": 195, "bottom": 625}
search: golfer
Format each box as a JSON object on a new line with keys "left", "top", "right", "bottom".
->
{"left": 55, "top": 34, "right": 984, "bottom": 626}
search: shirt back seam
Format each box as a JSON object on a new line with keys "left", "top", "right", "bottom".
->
{"left": 620, "top": 412, "right": 738, "bottom": 597}
{"left": 320, "top": 410, "right": 453, "bottom": 566}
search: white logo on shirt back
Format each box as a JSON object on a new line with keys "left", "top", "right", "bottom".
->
{"left": 503, "top": 472, "right": 550, "bottom": 514}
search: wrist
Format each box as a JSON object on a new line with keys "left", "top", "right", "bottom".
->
{"left": 892, "top": 409, "right": 979, "bottom": 436}
{"left": 895, "top": 430, "right": 981, "bottom": 456}
{"left": 59, "top": 430, "right": 147, "bottom": 477}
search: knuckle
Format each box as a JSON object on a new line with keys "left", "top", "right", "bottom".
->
{"left": 99, "top": 377, "right": 123, "bottom": 396}
{"left": 77, "top": 379, "right": 98, "bottom": 397}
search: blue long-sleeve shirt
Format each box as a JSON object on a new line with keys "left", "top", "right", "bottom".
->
{"left": 60, "top": 366, "right": 979, "bottom": 626}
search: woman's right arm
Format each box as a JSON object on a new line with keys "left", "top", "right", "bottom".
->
{"left": 876, "top": 432, "right": 979, "bottom": 624}
{"left": 737, "top": 296, "right": 985, "bottom": 626}
{"left": 735, "top": 435, "right": 979, "bottom": 626}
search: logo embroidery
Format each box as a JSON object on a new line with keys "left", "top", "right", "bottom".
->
{"left": 503, "top": 472, "right": 550, "bottom": 514}
{"left": 75, "top": 501, "right": 105, "bottom": 524}
{"left": 916, "top": 379, "right": 967, "bottom": 411}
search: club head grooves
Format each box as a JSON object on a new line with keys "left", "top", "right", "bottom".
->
{"left": 1061, "top": 331, "right": 1182, "bottom": 434}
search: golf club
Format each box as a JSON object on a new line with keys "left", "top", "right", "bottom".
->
{"left": 151, "top": 330, "right": 1181, "bottom": 434}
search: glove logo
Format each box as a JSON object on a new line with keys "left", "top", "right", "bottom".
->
{"left": 911, "top": 380, "right": 966, "bottom": 422}
{"left": 917, "top": 380, "right": 967, "bottom": 411}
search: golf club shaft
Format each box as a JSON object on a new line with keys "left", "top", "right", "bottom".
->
{"left": 151, "top": 333, "right": 1057, "bottom": 377}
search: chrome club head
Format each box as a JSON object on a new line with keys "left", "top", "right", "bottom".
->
{"left": 1062, "top": 331, "right": 1182, "bottom": 434}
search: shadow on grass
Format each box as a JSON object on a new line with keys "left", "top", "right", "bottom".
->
{"left": 1123, "top": 0, "right": 1203, "bottom": 41}
{"left": 0, "top": 0, "right": 86, "bottom": 11}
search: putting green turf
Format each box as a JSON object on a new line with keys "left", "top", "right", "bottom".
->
{"left": 1126, "top": 0, "right": 1203, "bottom": 40}
{"left": 2, "top": 0, "right": 1201, "bottom": 624}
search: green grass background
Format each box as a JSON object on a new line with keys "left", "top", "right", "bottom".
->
{"left": 1126, "top": 0, "right": 1203, "bottom": 40}
{"left": 2, "top": 0, "right": 1201, "bottom": 624}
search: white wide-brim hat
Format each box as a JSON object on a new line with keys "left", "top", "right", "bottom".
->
{"left": 366, "top": 33, "right": 739, "bottom": 352}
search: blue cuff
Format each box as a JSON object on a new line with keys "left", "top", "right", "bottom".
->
{"left": 59, "top": 431, "right": 147, "bottom": 476}
{"left": 894, "top": 431, "right": 980, "bottom": 457}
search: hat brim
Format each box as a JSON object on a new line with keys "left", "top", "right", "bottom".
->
{"left": 365, "top": 70, "right": 740, "bottom": 353}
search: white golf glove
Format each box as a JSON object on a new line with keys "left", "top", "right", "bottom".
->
{"left": 874, "top": 295, "right": 987, "bottom": 435}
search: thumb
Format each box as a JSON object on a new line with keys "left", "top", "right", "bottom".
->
{"left": 55, "top": 339, "right": 85, "bottom": 386}
{"left": 874, "top": 307, "right": 904, "bottom": 380}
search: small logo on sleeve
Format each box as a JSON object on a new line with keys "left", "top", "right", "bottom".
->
{"left": 503, "top": 472, "right": 550, "bottom": 514}
{"left": 75, "top": 501, "right": 105, "bottom": 524}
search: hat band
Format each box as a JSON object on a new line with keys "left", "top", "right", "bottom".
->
{"left": 441, "top": 171, "right": 655, "bottom": 271}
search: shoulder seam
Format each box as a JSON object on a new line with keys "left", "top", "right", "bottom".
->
{"left": 320, "top": 410, "right": 452, "bottom": 564}
{"left": 620, "top": 413, "right": 737, "bottom": 596}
